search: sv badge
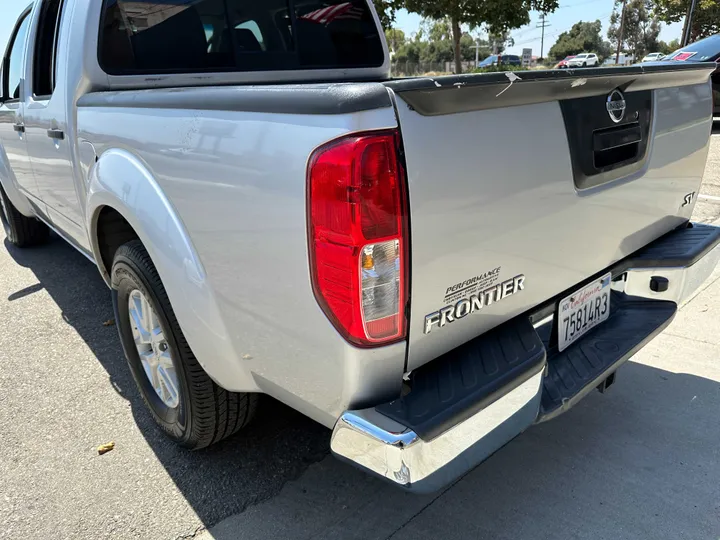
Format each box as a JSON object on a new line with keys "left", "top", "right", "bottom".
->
{"left": 682, "top": 192, "right": 696, "bottom": 207}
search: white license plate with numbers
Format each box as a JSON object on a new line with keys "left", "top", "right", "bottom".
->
{"left": 558, "top": 273, "right": 612, "bottom": 352}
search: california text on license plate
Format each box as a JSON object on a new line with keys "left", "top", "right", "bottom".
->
{"left": 558, "top": 273, "right": 612, "bottom": 352}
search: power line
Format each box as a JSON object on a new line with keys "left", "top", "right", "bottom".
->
{"left": 513, "top": 12, "right": 612, "bottom": 46}
{"left": 512, "top": 26, "right": 541, "bottom": 39}
{"left": 510, "top": 2, "right": 602, "bottom": 45}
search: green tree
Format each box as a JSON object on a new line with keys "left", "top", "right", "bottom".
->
{"left": 394, "top": 41, "right": 424, "bottom": 64}
{"left": 385, "top": 28, "right": 407, "bottom": 53}
{"left": 373, "top": 0, "right": 403, "bottom": 29}
{"left": 393, "top": 21, "right": 487, "bottom": 69}
{"left": 419, "top": 19, "right": 486, "bottom": 62}
{"left": 423, "top": 32, "right": 484, "bottom": 62}
{"left": 656, "top": 38, "right": 681, "bottom": 54}
{"left": 548, "top": 20, "right": 612, "bottom": 61}
{"left": 403, "top": 0, "right": 559, "bottom": 74}
{"left": 652, "top": 0, "right": 719, "bottom": 42}
{"left": 419, "top": 18, "right": 452, "bottom": 41}
{"left": 608, "top": 0, "right": 661, "bottom": 61}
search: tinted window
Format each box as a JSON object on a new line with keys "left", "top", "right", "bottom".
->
{"left": 98, "top": 0, "right": 384, "bottom": 74}
{"left": 6, "top": 13, "right": 31, "bottom": 100}
{"left": 34, "top": 0, "right": 67, "bottom": 97}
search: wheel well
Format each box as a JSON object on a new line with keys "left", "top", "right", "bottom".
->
{"left": 96, "top": 207, "right": 139, "bottom": 279}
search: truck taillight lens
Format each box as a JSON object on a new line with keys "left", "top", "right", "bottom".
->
{"left": 307, "top": 130, "right": 408, "bottom": 347}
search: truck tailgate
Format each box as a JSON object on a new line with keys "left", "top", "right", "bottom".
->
{"left": 386, "top": 64, "right": 716, "bottom": 371}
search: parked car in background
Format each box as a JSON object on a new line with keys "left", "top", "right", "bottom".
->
{"left": 664, "top": 34, "right": 719, "bottom": 115}
{"left": 642, "top": 52, "right": 665, "bottom": 62}
{"left": 607, "top": 53, "right": 635, "bottom": 66}
{"left": 478, "top": 54, "right": 522, "bottom": 68}
{"left": 567, "top": 53, "right": 599, "bottom": 67}
{"left": 556, "top": 55, "right": 576, "bottom": 68}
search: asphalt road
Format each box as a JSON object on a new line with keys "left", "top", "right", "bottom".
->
{"left": 1, "top": 124, "right": 719, "bottom": 540}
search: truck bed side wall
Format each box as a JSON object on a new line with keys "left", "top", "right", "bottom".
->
{"left": 78, "top": 87, "right": 405, "bottom": 428}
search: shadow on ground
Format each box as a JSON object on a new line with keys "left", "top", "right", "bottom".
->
{"left": 204, "top": 360, "right": 720, "bottom": 540}
{"left": 713, "top": 118, "right": 719, "bottom": 134}
{"left": 4, "top": 235, "right": 330, "bottom": 529}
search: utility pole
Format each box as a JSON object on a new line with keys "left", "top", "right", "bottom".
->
{"left": 471, "top": 37, "right": 483, "bottom": 67}
{"left": 682, "top": 0, "right": 699, "bottom": 46}
{"left": 536, "top": 13, "right": 550, "bottom": 59}
{"left": 615, "top": 0, "right": 627, "bottom": 65}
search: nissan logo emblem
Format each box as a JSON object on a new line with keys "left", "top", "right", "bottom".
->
{"left": 606, "top": 89, "right": 626, "bottom": 123}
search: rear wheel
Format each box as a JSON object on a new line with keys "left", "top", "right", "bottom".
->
{"left": 0, "top": 185, "right": 49, "bottom": 247}
{"left": 112, "top": 240, "right": 258, "bottom": 449}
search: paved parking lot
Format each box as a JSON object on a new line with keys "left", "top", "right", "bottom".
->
{"left": 1, "top": 123, "right": 719, "bottom": 540}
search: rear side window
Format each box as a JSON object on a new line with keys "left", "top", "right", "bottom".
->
{"left": 98, "top": 0, "right": 384, "bottom": 75}
{"left": 33, "top": 0, "right": 66, "bottom": 97}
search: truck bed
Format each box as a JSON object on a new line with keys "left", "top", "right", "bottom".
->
{"left": 76, "top": 62, "right": 716, "bottom": 426}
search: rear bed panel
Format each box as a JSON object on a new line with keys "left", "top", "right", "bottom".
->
{"left": 393, "top": 76, "right": 714, "bottom": 371}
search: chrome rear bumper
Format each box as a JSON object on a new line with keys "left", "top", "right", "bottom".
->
{"left": 620, "top": 242, "right": 720, "bottom": 304}
{"left": 331, "top": 223, "right": 720, "bottom": 493}
{"left": 331, "top": 368, "right": 543, "bottom": 493}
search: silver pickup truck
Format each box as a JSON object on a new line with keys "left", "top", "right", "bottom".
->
{"left": 1, "top": 0, "right": 718, "bottom": 493}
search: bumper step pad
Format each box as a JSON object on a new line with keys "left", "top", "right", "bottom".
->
{"left": 618, "top": 222, "right": 720, "bottom": 271}
{"left": 377, "top": 318, "right": 545, "bottom": 441}
{"left": 538, "top": 294, "right": 676, "bottom": 422}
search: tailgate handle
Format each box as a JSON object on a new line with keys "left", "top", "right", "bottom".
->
{"left": 593, "top": 124, "right": 642, "bottom": 152}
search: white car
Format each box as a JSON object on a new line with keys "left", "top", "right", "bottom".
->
{"left": 642, "top": 52, "right": 665, "bottom": 62}
{"left": 567, "top": 53, "right": 599, "bottom": 67}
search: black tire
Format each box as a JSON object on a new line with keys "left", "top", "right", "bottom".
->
{"left": 582, "top": 62, "right": 587, "bottom": 67}
{"left": 111, "top": 240, "right": 258, "bottom": 449}
{"left": 0, "top": 184, "right": 49, "bottom": 247}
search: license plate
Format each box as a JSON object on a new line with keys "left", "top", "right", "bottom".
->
{"left": 558, "top": 273, "right": 612, "bottom": 352}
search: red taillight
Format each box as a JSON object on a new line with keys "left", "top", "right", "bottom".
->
{"left": 307, "top": 130, "right": 408, "bottom": 347}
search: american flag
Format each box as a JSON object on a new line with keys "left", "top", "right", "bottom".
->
{"left": 299, "top": 2, "right": 364, "bottom": 24}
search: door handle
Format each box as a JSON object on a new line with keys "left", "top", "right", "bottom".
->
{"left": 13, "top": 124, "right": 25, "bottom": 133}
{"left": 47, "top": 128, "right": 64, "bottom": 140}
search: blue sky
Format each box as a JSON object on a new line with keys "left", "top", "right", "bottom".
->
{"left": 2, "top": 0, "right": 31, "bottom": 56}
{"left": 1, "top": 0, "right": 683, "bottom": 61}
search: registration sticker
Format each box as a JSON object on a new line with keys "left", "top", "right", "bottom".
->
{"left": 672, "top": 52, "right": 697, "bottom": 61}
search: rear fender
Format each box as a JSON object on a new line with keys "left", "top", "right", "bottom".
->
{"left": 86, "top": 148, "right": 258, "bottom": 391}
